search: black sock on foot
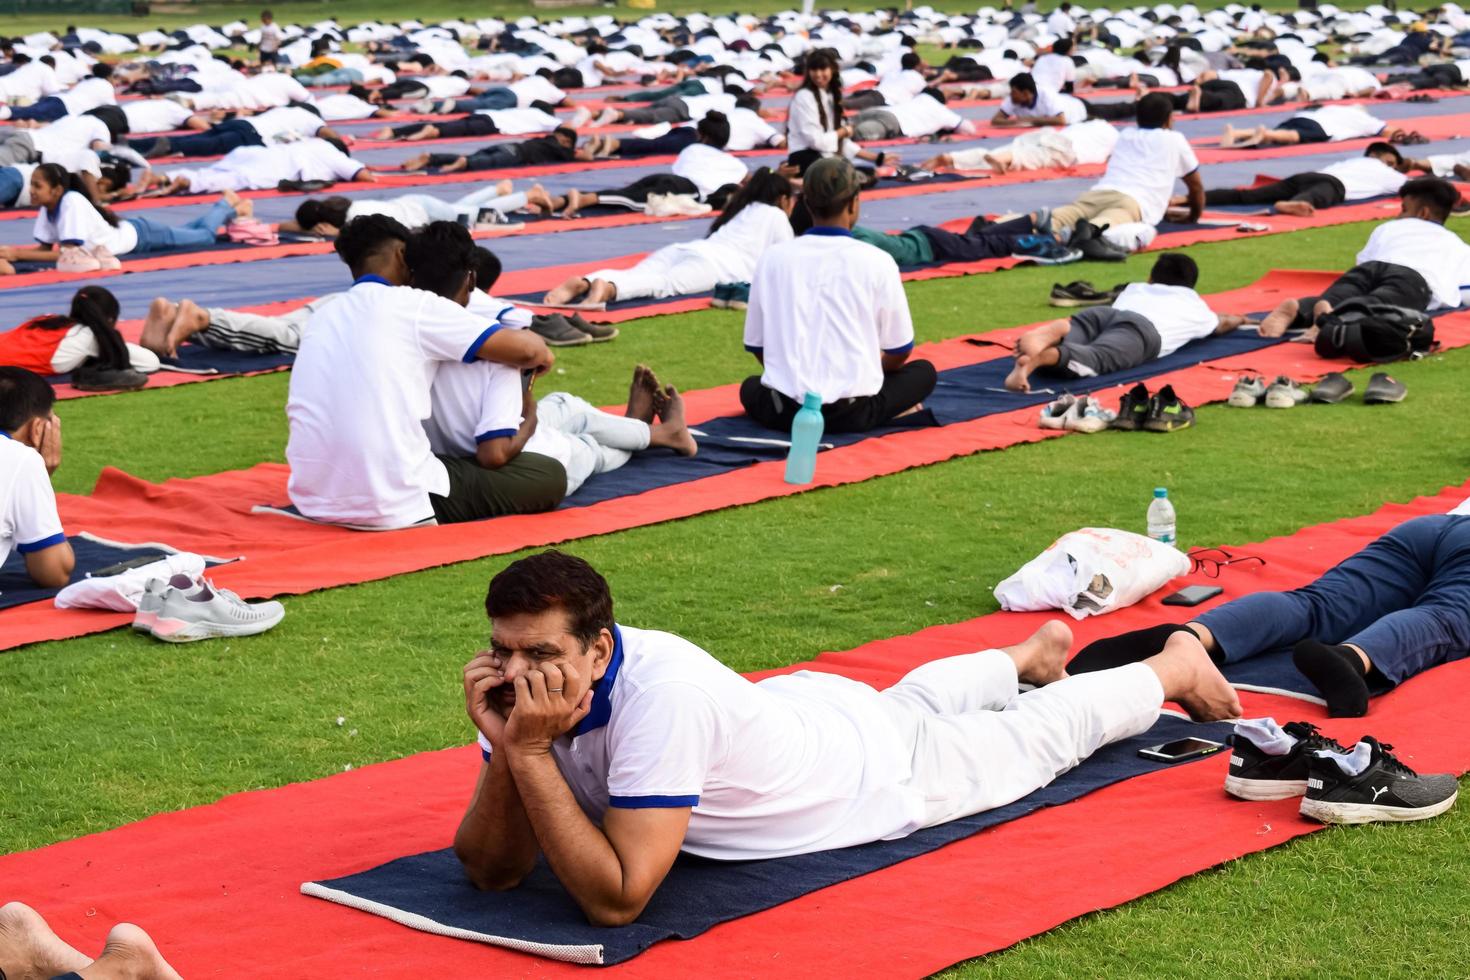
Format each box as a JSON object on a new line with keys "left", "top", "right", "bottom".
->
{"left": 1068, "top": 623, "right": 1198, "bottom": 674}
{"left": 1292, "top": 640, "right": 1370, "bottom": 717}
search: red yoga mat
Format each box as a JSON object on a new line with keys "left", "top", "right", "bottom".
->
{"left": 3, "top": 481, "right": 1468, "bottom": 978}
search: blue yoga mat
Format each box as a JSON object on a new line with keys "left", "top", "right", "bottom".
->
{"left": 46, "top": 342, "right": 295, "bottom": 388}
{"left": 0, "top": 533, "right": 225, "bottom": 612}
{"left": 302, "top": 713, "right": 1231, "bottom": 965}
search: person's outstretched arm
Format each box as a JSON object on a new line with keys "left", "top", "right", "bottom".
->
{"left": 474, "top": 327, "right": 555, "bottom": 375}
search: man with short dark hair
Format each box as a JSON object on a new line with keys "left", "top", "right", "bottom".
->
{"left": 1004, "top": 253, "right": 1251, "bottom": 391}
{"left": 1259, "top": 177, "right": 1470, "bottom": 336}
{"left": 740, "top": 156, "right": 936, "bottom": 432}
{"left": 0, "top": 366, "right": 73, "bottom": 587}
{"left": 284, "top": 214, "right": 559, "bottom": 528}
{"left": 455, "top": 549, "right": 1242, "bottom": 925}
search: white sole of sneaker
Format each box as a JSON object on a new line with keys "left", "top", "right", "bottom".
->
{"left": 1224, "top": 775, "right": 1307, "bottom": 801}
{"left": 1038, "top": 417, "right": 1070, "bottom": 430}
{"left": 1299, "top": 790, "right": 1458, "bottom": 824}
{"left": 1263, "top": 392, "right": 1301, "bottom": 409}
{"left": 148, "top": 609, "right": 285, "bottom": 643}
{"left": 1226, "top": 392, "right": 1262, "bottom": 408}
{"left": 1064, "top": 419, "right": 1110, "bottom": 434}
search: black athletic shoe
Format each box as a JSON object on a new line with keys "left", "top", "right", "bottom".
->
{"left": 1071, "top": 220, "right": 1128, "bottom": 262}
{"left": 1309, "top": 372, "right": 1355, "bottom": 404}
{"left": 1109, "top": 382, "right": 1151, "bottom": 430}
{"left": 1301, "top": 737, "right": 1459, "bottom": 824}
{"left": 1142, "top": 384, "right": 1195, "bottom": 432}
{"left": 1364, "top": 372, "right": 1407, "bottom": 404}
{"left": 1224, "top": 721, "right": 1351, "bottom": 801}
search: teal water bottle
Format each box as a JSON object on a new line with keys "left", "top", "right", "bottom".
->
{"left": 784, "top": 392, "right": 824, "bottom": 485}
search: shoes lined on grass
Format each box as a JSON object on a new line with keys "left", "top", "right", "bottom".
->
{"left": 1310, "top": 372, "right": 1355, "bottom": 404}
{"left": 1049, "top": 280, "right": 1123, "bottom": 307}
{"left": 1264, "top": 376, "right": 1308, "bottom": 409}
{"left": 1225, "top": 721, "right": 1351, "bottom": 801}
{"left": 1301, "top": 736, "right": 1458, "bottom": 825}
{"left": 564, "top": 312, "right": 617, "bottom": 342}
{"left": 1227, "top": 375, "right": 1266, "bottom": 407}
{"left": 1364, "top": 372, "right": 1407, "bottom": 404}
{"left": 1142, "top": 384, "right": 1195, "bottom": 432}
{"left": 531, "top": 314, "right": 593, "bottom": 346}
{"left": 1109, "top": 382, "right": 1152, "bottom": 431}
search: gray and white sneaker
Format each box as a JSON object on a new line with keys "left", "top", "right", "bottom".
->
{"left": 1227, "top": 375, "right": 1266, "bottom": 407}
{"left": 149, "top": 575, "right": 285, "bottom": 643}
{"left": 1264, "top": 375, "right": 1308, "bottom": 409}
{"left": 531, "top": 314, "right": 593, "bottom": 347}
{"left": 132, "top": 576, "right": 172, "bottom": 633}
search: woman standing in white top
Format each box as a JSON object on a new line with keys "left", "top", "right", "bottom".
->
{"left": 785, "top": 49, "right": 892, "bottom": 175}
{"left": 543, "top": 168, "right": 797, "bottom": 306}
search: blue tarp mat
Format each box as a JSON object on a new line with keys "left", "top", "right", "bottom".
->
{"left": 0, "top": 534, "right": 188, "bottom": 611}
{"left": 303, "top": 713, "right": 1230, "bottom": 965}
{"left": 47, "top": 342, "right": 294, "bottom": 387}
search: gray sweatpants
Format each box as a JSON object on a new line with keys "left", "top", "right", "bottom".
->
{"left": 0, "top": 131, "right": 39, "bottom": 167}
{"left": 620, "top": 97, "right": 690, "bottom": 125}
{"left": 1051, "top": 306, "right": 1163, "bottom": 378}
{"left": 852, "top": 108, "right": 901, "bottom": 142}
{"left": 195, "top": 292, "right": 342, "bottom": 355}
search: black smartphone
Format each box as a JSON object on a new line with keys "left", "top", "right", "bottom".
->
{"left": 1138, "top": 737, "right": 1225, "bottom": 763}
{"left": 1162, "top": 585, "right": 1224, "bottom": 607}
{"left": 90, "top": 553, "right": 167, "bottom": 578}
{"left": 521, "top": 369, "right": 534, "bottom": 392}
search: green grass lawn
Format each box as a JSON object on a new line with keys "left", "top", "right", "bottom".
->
{"left": 5, "top": 212, "right": 1470, "bottom": 976}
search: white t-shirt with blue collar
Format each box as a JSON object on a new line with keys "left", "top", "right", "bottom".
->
{"left": 478, "top": 624, "right": 927, "bottom": 861}
{"left": 0, "top": 430, "right": 66, "bottom": 570}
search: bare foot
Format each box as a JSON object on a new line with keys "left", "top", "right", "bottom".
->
{"left": 1312, "top": 299, "right": 1333, "bottom": 324}
{"left": 82, "top": 922, "right": 182, "bottom": 980}
{"left": 625, "top": 364, "right": 658, "bottom": 421}
{"left": 1145, "top": 630, "right": 1242, "bottom": 722}
{"left": 651, "top": 385, "right": 698, "bottom": 457}
{"left": 584, "top": 278, "right": 616, "bottom": 305}
{"left": 438, "top": 156, "right": 468, "bottom": 174}
{"left": 1004, "top": 354, "right": 1036, "bottom": 392}
{"left": 524, "top": 184, "right": 558, "bottom": 215}
{"left": 139, "top": 296, "right": 178, "bottom": 355}
{"left": 401, "top": 152, "right": 432, "bottom": 171}
{"left": 0, "top": 901, "right": 93, "bottom": 980}
{"left": 920, "top": 153, "right": 951, "bottom": 171}
{"left": 403, "top": 124, "right": 439, "bottom": 142}
{"left": 494, "top": 178, "right": 514, "bottom": 197}
{"left": 983, "top": 152, "right": 1009, "bottom": 174}
{"left": 1258, "top": 298, "right": 1298, "bottom": 337}
{"left": 542, "top": 275, "right": 588, "bottom": 306}
{"left": 164, "top": 299, "right": 210, "bottom": 356}
{"left": 1273, "top": 200, "right": 1314, "bottom": 217}
{"left": 222, "top": 189, "right": 252, "bottom": 219}
{"left": 371, "top": 126, "right": 393, "bottom": 140}
{"left": 574, "top": 138, "right": 599, "bottom": 162}
{"left": 1005, "top": 619, "right": 1073, "bottom": 686}
{"left": 561, "top": 188, "right": 587, "bottom": 219}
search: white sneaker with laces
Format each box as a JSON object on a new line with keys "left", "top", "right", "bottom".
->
{"left": 1063, "top": 396, "right": 1117, "bottom": 433}
{"left": 149, "top": 575, "right": 285, "bottom": 643}
{"left": 1264, "top": 375, "right": 1308, "bottom": 409}
{"left": 132, "top": 576, "right": 172, "bottom": 633}
{"left": 1228, "top": 375, "right": 1266, "bottom": 408}
{"left": 1039, "top": 393, "right": 1077, "bottom": 430}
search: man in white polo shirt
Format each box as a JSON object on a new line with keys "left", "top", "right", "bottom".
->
{"left": 454, "top": 550, "right": 1241, "bottom": 925}
{"left": 1260, "top": 177, "right": 1470, "bottom": 336}
{"left": 285, "top": 214, "right": 561, "bottom": 528}
{"left": 739, "top": 156, "right": 936, "bottom": 433}
{"left": 1191, "top": 142, "right": 1414, "bottom": 218}
{"left": 0, "top": 367, "right": 74, "bottom": 588}
{"left": 991, "top": 72, "right": 1088, "bottom": 127}
{"left": 1044, "top": 92, "right": 1203, "bottom": 259}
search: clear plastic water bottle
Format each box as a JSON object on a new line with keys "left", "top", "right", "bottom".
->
{"left": 1147, "top": 487, "right": 1177, "bottom": 547}
{"left": 784, "top": 392, "right": 824, "bottom": 485}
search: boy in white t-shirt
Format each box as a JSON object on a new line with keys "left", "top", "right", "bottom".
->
{"left": 0, "top": 367, "right": 74, "bottom": 588}
{"left": 1260, "top": 177, "right": 1470, "bottom": 336}
{"left": 1004, "top": 254, "right": 1251, "bottom": 391}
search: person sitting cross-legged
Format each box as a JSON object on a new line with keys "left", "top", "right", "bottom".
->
{"left": 1068, "top": 514, "right": 1470, "bottom": 718}
{"left": 739, "top": 156, "right": 936, "bottom": 433}
{"left": 454, "top": 550, "right": 1242, "bottom": 925}
{"left": 1258, "top": 177, "right": 1470, "bottom": 337}
{"left": 1004, "top": 253, "right": 1253, "bottom": 391}
{"left": 0, "top": 367, "right": 74, "bottom": 588}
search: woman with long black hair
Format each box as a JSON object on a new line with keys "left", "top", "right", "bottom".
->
{"left": 785, "top": 48, "right": 893, "bottom": 175}
{"left": 0, "top": 285, "right": 157, "bottom": 389}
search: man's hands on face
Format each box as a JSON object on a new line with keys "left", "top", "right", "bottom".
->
{"left": 504, "top": 661, "right": 594, "bottom": 756}
{"left": 463, "top": 650, "right": 511, "bottom": 746}
{"left": 35, "top": 413, "right": 62, "bottom": 475}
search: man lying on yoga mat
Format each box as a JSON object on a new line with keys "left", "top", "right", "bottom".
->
{"left": 0, "top": 901, "right": 182, "bottom": 980}
{"left": 1258, "top": 177, "right": 1470, "bottom": 337}
{"left": 372, "top": 105, "right": 562, "bottom": 143}
{"left": 921, "top": 118, "right": 1118, "bottom": 175}
{"left": 406, "top": 221, "right": 698, "bottom": 499}
{"left": 399, "top": 127, "right": 578, "bottom": 174}
{"left": 455, "top": 550, "right": 1240, "bottom": 925}
{"left": 1216, "top": 104, "right": 1402, "bottom": 150}
{"left": 1003, "top": 253, "right": 1253, "bottom": 391}
{"left": 740, "top": 157, "right": 936, "bottom": 434}
{"left": 1069, "top": 514, "right": 1470, "bottom": 718}
{"left": 1173, "top": 142, "right": 1416, "bottom": 219}
{"left": 285, "top": 214, "right": 561, "bottom": 529}
{"left": 0, "top": 368, "right": 73, "bottom": 588}
{"left": 277, "top": 182, "right": 531, "bottom": 236}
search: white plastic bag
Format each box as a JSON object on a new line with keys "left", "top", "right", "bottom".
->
{"left": 994, "top": 527, "right": 1190, "bottom": 620}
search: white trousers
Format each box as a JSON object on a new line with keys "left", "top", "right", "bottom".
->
{"left": 591, "top": 245, "right": 722, "bottom": 301}
{"left": 197, "top": 292, "right": 342, "bottom": 355}
{"left": 878, "top": 652, "right": 1163, "bottom": 828}
{"left": 526, "top": 392, "right": 651, "bottom": 495}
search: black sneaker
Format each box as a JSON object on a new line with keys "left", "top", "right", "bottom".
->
{"left": 1301, "top": 737, "right": 1458, "bottom": 824}
{"left": 1070, "top": 220, "right": 1128, "bottom": 262}
{"left": 1141, "top": 384, "right": 1195, "bottom": 432}
{"left": 1224, "top": 721, "right": 1351, "bottom": 801}
{"left": 1363, "top": 372, "right": 1407, "bottom": 404}
{"left": 1109, "top": 382, "right": 1151, "bottom": 431}
{"left": 530, "top": 314, "right": 592, "bottom": 347}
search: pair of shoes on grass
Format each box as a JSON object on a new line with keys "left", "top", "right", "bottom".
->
{"left": 531, "top": 313, "right": 619, "bottom": 347}
{"left": 133, "top": 573, "right": 285, "bottom": 643}
{"left": 1229, "top": 373, "right": 1406, "bottom": 408}
{"left": 1224, "top": 718, "right": 1457, "bottom": 825}
{"left": 1110, "top": 382, "right": 1194, "bottom": 432}
{"left": 1038, "top": 393, "right": 1115, "bottom": 432}
{"left": 710, "top": 282, "right": 750, "bottom": 310}
{"left": 1049, "top": 280, "right": 1125, "bottom": 307}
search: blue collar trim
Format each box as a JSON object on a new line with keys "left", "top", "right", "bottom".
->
{"left": 354, "top": 274, "right": 392, "bottom": 287}
{"left": 574, "top": 624, "right": 623, "bottom": 737}
{"left": 0, "top": 430, "right": 10, "bottom": 439}
{"left": 803, "top": 226, "right": 853, "bottom": 237}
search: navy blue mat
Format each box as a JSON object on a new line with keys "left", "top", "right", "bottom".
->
{"left": 47, "top": 342, "right": 294, "bottom": 387}
{"left": 0, "top": 534, "right": 209, "bottom": 611}
{"left": 303, "top": 713, "right": 1230, "bottom": 965}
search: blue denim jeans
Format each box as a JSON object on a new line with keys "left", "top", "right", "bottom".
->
{"left": 125, "top": 199, "right": 236, "bottom": 254}
{"left": 0, "top": 166, "right": 23, "bottom": 206}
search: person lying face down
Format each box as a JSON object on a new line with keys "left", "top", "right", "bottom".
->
{"left": 0, "top": 366, "right": 74, "bottom": 588}
{"left": 455, "top": 550, "right": 1242, "bottom": 925}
